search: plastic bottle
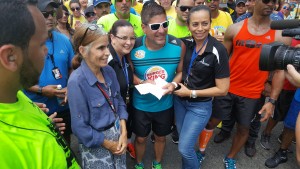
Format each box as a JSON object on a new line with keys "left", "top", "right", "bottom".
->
{"left": 56, "top": 84, "right": 64, "bottom": 106}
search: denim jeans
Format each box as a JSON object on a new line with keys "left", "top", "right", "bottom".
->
{"left": 174, "top": 96, "right": 212, "bottom": 169}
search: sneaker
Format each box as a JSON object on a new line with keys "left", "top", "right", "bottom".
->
{"left": 152, "top": 161, "right": 162, "bottom": 169}
{"left": 265, "top": 149, "right": 287, "bottom": 168}
{"left": 244, "top": 142, "right": 256, "bottom": 157}
{"left": 260, "top": 133, "right": 271, "bottom": 150}
{"left": 150, "top": 133, "right": 155, "bottom": 143}
{"left": 223, "top": 157, "right": 237, "bottom": 169}
{"left": 196, "top": 150, "right": 205, "bottom": 166}
{"left": 127, "top": 143, "right": 136, "bottom": 159}
{"left": 214, "top": 130, "right": 230, "bottom": 143}
{"left": 135, "top": 162, "right": 144, "bottom": 169}
{"left": 171, "top": 128, "right": 179, "bottom": 144}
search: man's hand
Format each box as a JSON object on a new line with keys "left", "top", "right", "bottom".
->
{"left": 42, "top": 85, "right": 66, "bottom": 98}
{"left": 34, "top": 102, "right": 49, "bottom": 113}
{"left": 162, "top": 83, "right": 176, "bottom": 95}
{"left": 258, "top": 102, "right": 275, "bottom": 122}
{"left": 49, "top": 112, "right": 66, "bottom": 134}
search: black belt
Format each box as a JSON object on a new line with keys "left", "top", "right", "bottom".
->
{"left": 99, "top": 122, "right": 114, "bottom": 131}
{"left": 180, "top": 97, "right": 212, "bottom": 102}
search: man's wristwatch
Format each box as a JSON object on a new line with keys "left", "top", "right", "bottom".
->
{"left": 191, "top": 90, "right": 197, "bottom": 98}
{"left": 37, "top": 87, "right": 43, "bottom": 95}
{"left": 267, "top": 98, "right": 276, "bottom": 105}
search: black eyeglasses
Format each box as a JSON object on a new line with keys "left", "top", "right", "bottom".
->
{"left": 148, "top": 21, "right": 169, "bottom": 31}
{"left": 79, "top": 25, "right": 98, "bottom": 45}
{"left": 71, "top": 7, "right": 80, "bottom": 11}
{"left": 42, "top": 10, "right": 56, "bottom": 18}
{"left": 63, "top": 12, "right": 70, "bottom": 17}
{"left": 178, "top": 6, "right": 193, "bottom": 12}
{"left": 86, "top": 12, "right": 95, "bottom": 18}
{"left": 115, "top": 35, "right": 136, "bottom": 41}
{"left": 262, "top": 0, "right": 277, "bottom": 4}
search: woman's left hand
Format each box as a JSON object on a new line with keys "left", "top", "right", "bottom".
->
{"left": 115, "top": 132, "right": 127, "bottom": 155}
{"left": 173, "top": 83, "right": 190, "bottom": 97}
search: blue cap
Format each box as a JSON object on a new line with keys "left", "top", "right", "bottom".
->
{"left": 93, "top": 0, "right": 111, "bottom": 6}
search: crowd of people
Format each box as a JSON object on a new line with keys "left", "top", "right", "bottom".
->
{"left": 1, "top": 0, "right": 300, "bottom": 169}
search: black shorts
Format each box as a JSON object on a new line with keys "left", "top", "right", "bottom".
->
{"left": 211, "top": 93, "right": 260, "bottom": 128}
{"left": 132, "top": 107, "right": 174, "bottom": 137}
{"left": 57, "top": 109, "right": 72, "bottom": 137}
{"left": 272, "top": 89, "right": 295, "bottom": 121}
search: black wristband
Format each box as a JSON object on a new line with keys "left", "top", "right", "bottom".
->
{"left": 268, "top": 98, "right": 276, "bottom": 105}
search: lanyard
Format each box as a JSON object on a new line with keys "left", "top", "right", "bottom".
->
{"left": 48, "top": 34, "right": 56, "bottom": 68}
{"left": 96, "top": 83, "right": 117, "bottom": 117}
{"left": 187, "top": 37, "right": 208, "bottom": 76}
{"left": 115, "top": 55, "right": 130, "bottom": 96}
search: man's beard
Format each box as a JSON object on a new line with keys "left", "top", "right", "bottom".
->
{"left": 20, "top": 50, "right": 41, "bottom": 89}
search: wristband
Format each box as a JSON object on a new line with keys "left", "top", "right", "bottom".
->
{"left": 37, "top": 87, "right": 43, "bottom": 95}
{"left": 171, "top": 82, "right": 178, "bottom": 88}
{"left": 139, "top": 79, "right": 144, "bottom": 84}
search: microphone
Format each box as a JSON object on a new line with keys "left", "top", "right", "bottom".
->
{"left": 270, "top": 19, "right": 300, "bottom": 30}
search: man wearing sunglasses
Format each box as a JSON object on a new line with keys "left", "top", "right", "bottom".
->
{"left": 213, "top": 0, "right": 292, "bottom": 168}
{"left": 93, "top": 0, "right": 111, "bottom": 18}
{"left": 97, "top": 0, "right": 144, "bottom": 37}
{"left": 130, "top": 2, "right": 185, "bottom": 169}
{"left": 168, "top": 0, "right": 194, "bottom": 38}
{"left": 0, "top": 0, "right": 79, "bottom": 168}
{"left": 24, "top": 0, "right": 75, "bottom": 146}
{"left": 84, "top": 5, "right": 98, "bottom": 23}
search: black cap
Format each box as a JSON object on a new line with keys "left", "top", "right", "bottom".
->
{"left": 37, "top": 0, "right": 59, "bottom": 11}
{"left": 84, "top": 5, "right": 95, "bottom": 16}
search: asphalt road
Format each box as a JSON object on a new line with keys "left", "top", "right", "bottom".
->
{"left": 71, "top": 122, "right": 298, "bottom": 169}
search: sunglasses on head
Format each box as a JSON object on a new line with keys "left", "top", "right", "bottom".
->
{"left": 79, "top": 25, "right": 98, "bottom": 45}
{"left": 148, "top": 20, "right": 169, "bottom": 31}
{"left": 71, "top": 7, "right": 80, "bottom": 11}
{"left": 42, "top": 10, "right": 56, "bottom": 18}
{"left": 178, "top": 6, "right": 193, "bottom": 12}
{"left": 261, "top": 0, "right": 277, "bottom": 4}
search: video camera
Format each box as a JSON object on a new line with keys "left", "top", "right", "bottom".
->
{"left": 259, "top": 19, "right": 300, "bottom": 71}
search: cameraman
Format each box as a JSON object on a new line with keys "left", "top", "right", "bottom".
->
{"left": 260, "top": 63, "right": 300, "bottom": 168}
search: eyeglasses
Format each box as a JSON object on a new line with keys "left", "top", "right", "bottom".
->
{"left": 261, "top": 0, "right": 277, "bottom": 4}
{"left": 283, "top": 6, "right": 290, "bottom": 10}
{"left": 115, "top": 35, "right": 136, "bottom": 41}
{"left": 115, "top": 0, "right": 131, "bottom": 2}
{"left": 71, "top": 7, "right": 80, "bottom": 11}
{"left": 206, "top": 0, "right": 219, "bottom": 3}
{"left": 63, "top": 12, "right": 70, "bottom": 17}
{"left": 148, "top": 21, "right": 169, "bottom": 31}
{"left": 178, "top": 6, "right": 193, "bottom": 12}
{"left": 86, "top": 12, "right": 95, "bottom": 18}
{"left": 79, "top": 25, "right": 98, "bottom": 45}
{"left": 42, "top": 10, "right": 56, "bottom": 18}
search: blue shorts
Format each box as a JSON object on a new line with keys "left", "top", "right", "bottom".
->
{"left": 284, "top": 97, "right": 300, "bottom": 130}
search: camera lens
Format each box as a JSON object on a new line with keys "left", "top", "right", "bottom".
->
{"left": 274, "top": 46, "right": 300, "bottom": 70}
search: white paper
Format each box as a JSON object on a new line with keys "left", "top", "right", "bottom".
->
{"left": 135, "top": 77, "right": 168, "bottom": 100}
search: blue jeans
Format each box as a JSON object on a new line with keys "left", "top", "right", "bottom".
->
{"left": 174, "top": 96, "right": 212, "bottom": 169}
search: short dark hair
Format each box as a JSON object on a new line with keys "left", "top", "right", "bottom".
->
{"left": 187, "top": 5, "right": 211, "bottom": 25}
{"left": 141, "top": 1, "right": 166, "bottom": 24}
{"left": 109, "top": 20, "right": 133, "bottom": 36}
{"left": 0, "top": 0, "right": 36, "bottom": 50}
{"left": 69, "top": 0, "right": 81, "bottom": 8}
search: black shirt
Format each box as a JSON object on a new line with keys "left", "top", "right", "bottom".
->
{"left": 108, "top": 44, "right": 134, "bottom": 104}
{"left": 181, "top": 35, "right": 230, "bottom": 101}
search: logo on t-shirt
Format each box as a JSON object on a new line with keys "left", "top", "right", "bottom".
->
{"left": 134, "top": 50, "right": 145, "bottom": 59}
{"left": 145, "top": 66, "right": 168, "bottom": 81}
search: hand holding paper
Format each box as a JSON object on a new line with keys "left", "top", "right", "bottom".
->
{"left": 135, "top": 77, "right": 169, "bottom": 100}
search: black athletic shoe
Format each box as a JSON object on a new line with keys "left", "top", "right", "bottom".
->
{"left": 265, "top": 149, "right": 288, "bottom": 168}
{"left": 214, "top": 130, "right": 230, "bottom": 143}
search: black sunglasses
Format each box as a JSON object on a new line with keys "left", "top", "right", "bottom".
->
{"left": 178, "top": 6, "right": 193, "bottom": 12}
{"left": 79, "top": 25, "right": 98, "bottom": 45}
{"left": 42, "top": 10, "right": 56, "bottom": 18}
{"left": 115, "top": 0, "right": 131, "bottom": 2}
{"left": 262, "top": 0, "right": 277, "bottom": 4}
{"left": 63, "top": 12, "right": 70, "bottom": 16}
{"left": 148, "top": 21, "right": 169, "bottom": 31}
{"left": 71, "top": 7, "right": 80, "bottom": 11}
{"left": 86, "top": 12, "right": 95, "bottom": 18}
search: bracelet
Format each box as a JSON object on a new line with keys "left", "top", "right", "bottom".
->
{"left": 37, "top": 87, "right": 43, "bottom": 95}
{"left": 139, "top": 79, "right": 144, "bottom": 84}
{"left": 171, "top": 82, "right": 178, "bottom": 88}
